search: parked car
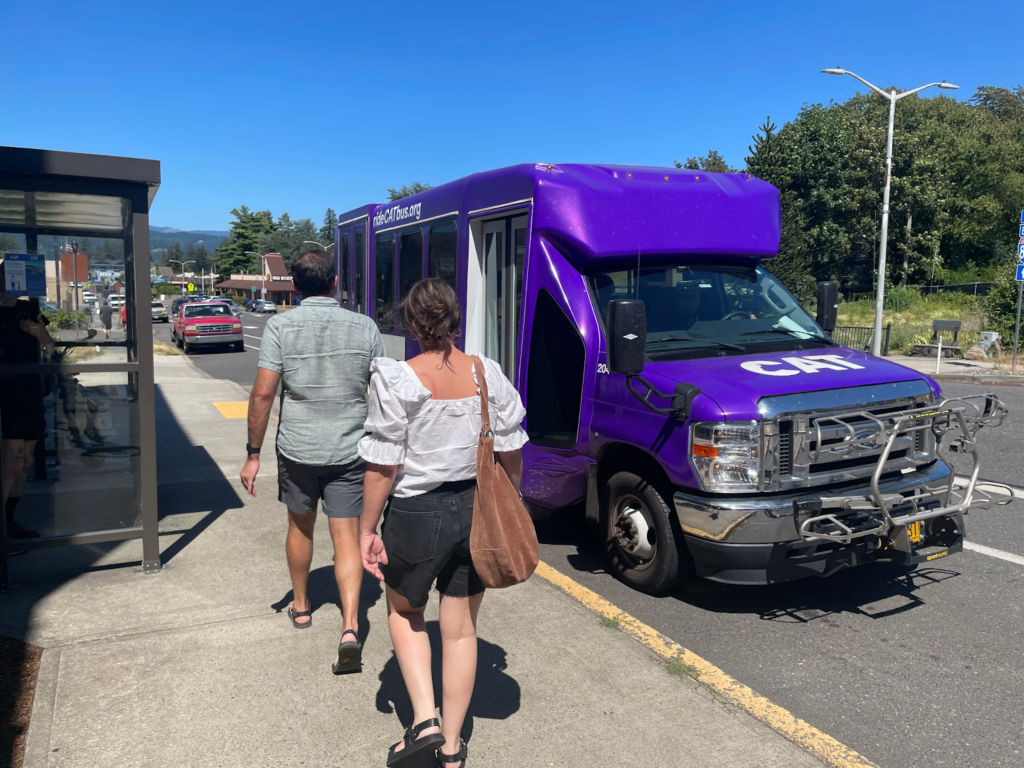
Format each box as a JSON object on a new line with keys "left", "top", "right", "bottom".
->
{"left": 83, "top": 291, "right": 97, "bottom": 304}
{"left": 151, "top": 300, "right": 169, "bottom": 323}
{"left": 108, "top": 294, "right": 125, "bottom": 308}
{"left": 171, "top": 302, "right": 243, "bottom": 353}
{"left": 242, "top": 297, "right": 258, "bottom": 311}
{"left": 211, "top": 296, "right": 239, "bottom": 315}
{"left": 254, "top": 300, "right": 278, "bottom": 314}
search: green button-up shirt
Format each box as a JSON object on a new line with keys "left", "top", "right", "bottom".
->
{"left": 258, "top": 297, "right": 386, "bottom": 466}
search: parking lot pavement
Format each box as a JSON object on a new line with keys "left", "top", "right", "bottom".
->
{"left": 153, "top": 305, "right": 270, "bottom": 390}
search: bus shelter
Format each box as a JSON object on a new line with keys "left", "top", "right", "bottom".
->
{"left": 0, "top": 146, "right": 161, "bottom": 587}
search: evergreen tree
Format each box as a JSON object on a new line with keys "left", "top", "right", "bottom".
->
{"left": 319, "top": 208, "right": 338, "bottom": 249}
{"left": 745, "top": 118, "right": 812, "bottom": 298}
{"left": 215, "top": 206, "right": 276, "bottom": 274}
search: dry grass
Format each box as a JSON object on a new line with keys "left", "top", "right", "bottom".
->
{"left": 1, "top": 636, "right": 43, "bottom": 768}
{"left": 837, "top": 294, "right": 987, "bottom": 356}
{"left": 153, "top": 341, "right": 182, "bottom": 356}
{"left": 62, "top": 346, "right": 109, "bottom": 363}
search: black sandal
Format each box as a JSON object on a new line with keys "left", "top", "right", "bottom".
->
{"left": 386, "top": 718, "right": 445, "bottom": 767}
{"left": 437, "top": 738, "right": 468, "bottom": 767}
{"left": 288, "top": 605, "right": 312, "bottom": 629}
{"left": 331, "top": 629, "right": 362, "bottom": 675}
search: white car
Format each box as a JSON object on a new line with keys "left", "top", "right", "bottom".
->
{"left": 108, "top": 295, "right": 125, "bottom": 308}
{"left": 83, "top": 291, "right": 97, "bottom": 303}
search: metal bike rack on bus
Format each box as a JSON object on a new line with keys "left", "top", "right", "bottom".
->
{"left": 793, "top": 394, "right": 1012, "bottom": 552}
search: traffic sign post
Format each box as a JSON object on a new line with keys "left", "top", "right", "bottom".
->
{"left": 187, "top": 282, "right": 195, "bottom": 293}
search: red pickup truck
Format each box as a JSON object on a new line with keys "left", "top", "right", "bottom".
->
{"left": 172, "top": 302, "right": 244, "bottom": 353}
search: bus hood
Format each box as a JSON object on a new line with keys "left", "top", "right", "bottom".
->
{"left": 643, "top": 348, "right": 937, "bottom": 421}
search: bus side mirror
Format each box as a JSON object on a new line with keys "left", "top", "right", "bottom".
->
{"left": 607, "top": 299, "right": 646, "bottom": 375}
{"left": 816, "top": 281, "right": 838, "bottom": 334}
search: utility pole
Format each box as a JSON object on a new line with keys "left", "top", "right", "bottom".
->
{"left": 930, "top": 242, "right": 939, "bottom": 291}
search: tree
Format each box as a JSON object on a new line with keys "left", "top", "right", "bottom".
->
{"left": 745, "top": 118, "right": 812, "bottom": 298}
{"left": 164, "top": 241, "right": 184, "bottom": 268}
{"left": 319, "top": 208, "right": 338, "bottom": 247}
{"left": 186, "top": 243, "right": 212, "bottom": 272}
{"left": 673, "top": 150, "right": 736, "bottom": 173}
{"left": 215, "top": 206, "right": 276, "bottom": 274}
{"left": 387, "top": 182, "right": 431, "bottom": 201}
{"left": 0, "top": 233, "right": 19, "bottom": 253}
{"left": 257, "top": 213, "right": 320, "bottom": 271}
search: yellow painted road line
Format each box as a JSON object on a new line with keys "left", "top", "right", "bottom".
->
{"left": 534, "top": 561, "right": 879, "bottom": 768}
{"left": 213, "top": 401, "right": 248, "bottom": 419}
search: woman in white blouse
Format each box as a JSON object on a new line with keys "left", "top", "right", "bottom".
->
{"left": 359, "top": 278, "right": 528, "bottom": 768}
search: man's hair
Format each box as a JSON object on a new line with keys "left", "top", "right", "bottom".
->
{"left": 291, "top": 251, "right": 335, "bottom": 297}
{"left": 400, "top": 278, "right": 461, "bottom": 350}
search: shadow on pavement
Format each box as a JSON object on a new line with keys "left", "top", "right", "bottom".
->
{"left": 375, "top": 623, "right": 521, "bottom": 746}
{"left": 270, "top": 568, "right": 384, "bottom": 646}
{"left": 1, "top": 383, "right": 243, "bottom": 768}
{"left": 536, "top": 503, "right": 960, "bottom": 622}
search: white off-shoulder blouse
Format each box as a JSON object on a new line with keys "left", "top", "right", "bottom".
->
{"left": 357, "top": 356, "right": 529, "bottom": 498}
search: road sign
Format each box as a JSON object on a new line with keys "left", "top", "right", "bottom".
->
{"left": 187, "top": 282, "right": 195, "bottom": 292}
{"left": 1018, "top": 264, "right": 1024, "bottom": 282}
{"left": 1020, "top": 209, "right": 1024, "bottom": 224}
{"left": 1019, "top": 243, "right": 1024, "bottom": 262}
{"left": 250, "top": 286, "right": 256, "bottom": 293}
{"left": 1020, "top": 225, "right": 1024, "bottom": 238}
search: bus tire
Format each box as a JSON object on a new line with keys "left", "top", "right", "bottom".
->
{"left": 601, "top": 471, "right": 682, "bottom": 594}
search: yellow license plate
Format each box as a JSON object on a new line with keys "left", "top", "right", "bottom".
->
{"left": 907, "top": 521, "right": 922, "bottom": 544}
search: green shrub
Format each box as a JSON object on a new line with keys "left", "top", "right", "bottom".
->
{"left": 885, "top": 287, "right": 918, "bottom": 313}
{"left": 984, "top": 276, "right": 1021, "bottom": 338}
{"left": 43, "top": 308, "right": 90, "bottom": 330}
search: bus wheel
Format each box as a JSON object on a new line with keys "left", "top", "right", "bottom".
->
{"left": 601, "top": 471, "right": 682, "bottom": 594}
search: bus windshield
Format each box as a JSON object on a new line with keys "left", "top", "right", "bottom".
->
{"left": 588, "top": 263, "right": 832, "bottom": 357}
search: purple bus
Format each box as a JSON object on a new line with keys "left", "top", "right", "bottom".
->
{"left": 335, "top": 163, "right": 1008, "bottom": 593}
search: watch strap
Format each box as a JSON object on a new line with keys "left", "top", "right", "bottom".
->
{"left": 246, "top": 443, "right": 261, "bottom": 456}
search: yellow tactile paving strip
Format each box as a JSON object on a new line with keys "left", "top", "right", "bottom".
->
{"left": 534, "top": 561, "right": 878, "bottom": 768}
{"left": 213, "top": 401, "right": 249, "bottom": 419}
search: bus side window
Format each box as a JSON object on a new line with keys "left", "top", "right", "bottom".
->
{"left": 375, "top": 234, "right": 396, "bottom": 333}
{"left": 354, "top": 231, "right": 365, "bottom": 314}
{"left": 340, "top": 234, "right": 350, "bottom": 307}
{"left": 526, "top": 289, "right": 584, "bottom": 448}
{"left": 427, "top": 220, "right": 457, "bottom": 291}
{"left": 399, "top": 228, "right": 424, "bottom": 330}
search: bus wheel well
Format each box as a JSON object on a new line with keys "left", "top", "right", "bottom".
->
{"left": 586, "top": 443, "right": 673, "bottom": 523}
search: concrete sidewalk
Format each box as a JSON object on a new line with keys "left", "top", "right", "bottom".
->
{"left": 1, "top": 355, "right": 823, "bottom": 768}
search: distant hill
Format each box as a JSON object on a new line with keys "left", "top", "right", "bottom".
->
{"left": 149, "top": 228, "right": 227, "bottom": 254}
{"left": 152, "top": 226, "right": 229, "bottom": 237}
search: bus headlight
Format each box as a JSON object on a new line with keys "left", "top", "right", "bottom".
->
{"left": 690, "top": 421, "right": 761, "bottom": 492}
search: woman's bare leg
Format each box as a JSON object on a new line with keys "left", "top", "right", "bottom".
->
{"left": 387, "top": 586, "right": 440, "bottom": 751}
{"left": 438, "top": 591, "right": 484, "bottom": 763}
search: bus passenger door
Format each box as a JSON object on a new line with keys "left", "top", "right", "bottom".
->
{"left": 352, "top": 223, "right": 367, "bottom": 316}
{"left": 482, "top": 216, "right": 528, "bottom": 379}
{"left": 337, "top": 228, "right": 351, "bottom": 309}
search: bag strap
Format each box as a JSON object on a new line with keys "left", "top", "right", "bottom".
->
{"left": 472, "top": 356, "right": 493, "bottom": 438}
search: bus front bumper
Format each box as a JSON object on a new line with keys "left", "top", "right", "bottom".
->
{"left": 673, "top": 461, "right": 958, "bottom": 585}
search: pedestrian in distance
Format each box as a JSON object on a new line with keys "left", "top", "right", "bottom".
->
{"left": 99, "top": 300, "right": 113, "bottom": 339}
{"left": 240, "top": 250, "right": 386, "bottom": 674}
{"left": 118, "top": 303, "right": 126, "bottom": 332}
{"left": 359, "top": 278, "right": 528, "bottom": 768}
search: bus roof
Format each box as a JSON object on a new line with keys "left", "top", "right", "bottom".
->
{"left": 338, "top": 163, "right": 781, "bottom": 264}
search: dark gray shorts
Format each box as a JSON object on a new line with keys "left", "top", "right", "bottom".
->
{"left": 380, "top": 479, "right": 484, "bottom": 609}
{"left": 277, "top": 454, "right": 364, "bottom": 518}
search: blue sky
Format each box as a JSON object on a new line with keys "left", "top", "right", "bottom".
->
{"left": 1, "top": 0, "right": 1017, "bottom": 231}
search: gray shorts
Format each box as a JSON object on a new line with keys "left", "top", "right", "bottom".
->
{"left": 277, "top": 454, "right": 365, "bottom": 518}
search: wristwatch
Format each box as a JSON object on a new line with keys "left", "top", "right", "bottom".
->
{"left": 246, "top": 443, "right": 261, "bottom": 456}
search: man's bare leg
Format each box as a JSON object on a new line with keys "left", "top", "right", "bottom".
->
{"left": 286, "top": 508, "right": 316, "bottom": 625}
{"left": 328, "top": 516, "right": 361, "bottom": 638}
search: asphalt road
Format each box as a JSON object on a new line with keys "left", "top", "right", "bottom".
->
{"left": 177, "top": 328, "right": 1024, "bottom": 767}
{"left": 153, "top": 306, "right": 272, "bottom": 391}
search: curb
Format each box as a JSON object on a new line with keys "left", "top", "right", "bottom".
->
{"left": 931, "top": 373, "right": 1024, "bottom": 387}
{"left": 534, "top": 562, "right": 880, "bottom": 768}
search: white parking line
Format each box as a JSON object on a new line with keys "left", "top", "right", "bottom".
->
{"left": 243, "top": 326, "right": 258, "bottom": 329}
{"left": 244, "top": 334, "right": 262, "bottom": 340}
{"left": 951, "top": 476, "right": 1024, "bottom": 565}
{"left": 245, "top": 344, "right": 261, "bottom": 351}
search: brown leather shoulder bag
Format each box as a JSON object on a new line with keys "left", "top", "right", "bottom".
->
{"left": 469, "top": 356, "right": 539, "bottom": 588}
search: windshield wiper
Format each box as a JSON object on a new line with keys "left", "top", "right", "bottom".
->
{"left": 740, "top": 328, "right": 833, "bottom": 344}
{"left": 646, "top": 335, "right": 746, "bottom": 352}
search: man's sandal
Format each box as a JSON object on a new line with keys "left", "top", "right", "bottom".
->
{"left": 287, "top": 605, "right": 312, "bottom": 629}
{"left": 386, "top": 718, "right": 446, "bottom": 767}
{"left": 331, "top": 629, "right": 362, "bottom": 675}
{"left": 437, "top": 738, "right": 468, "bottom": 767}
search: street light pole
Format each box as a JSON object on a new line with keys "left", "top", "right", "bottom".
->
{"left": 821, "top": 67, "right": 958, "bottom": 356}
{"left": 167, "top": 260, "right": 195, "bottom": 294}
{"left": 246, "top": 252, "right": 272, "bottom": 304}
